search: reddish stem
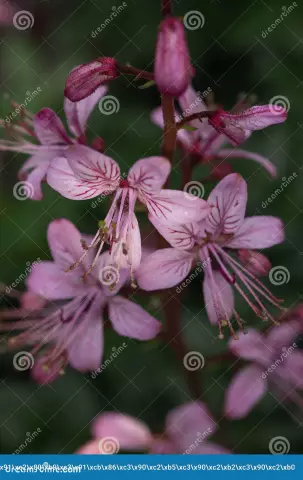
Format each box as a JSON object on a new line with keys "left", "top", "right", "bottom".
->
{"left": 119, "top": 65, "right": 154, "bottom": 81}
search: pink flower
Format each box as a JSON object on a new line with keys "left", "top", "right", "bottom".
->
{"left": 65, "top": 58, "right": 120, "bottom": 102}
{"left": 225, "top": 323, "right": 303, "bottom": 419}
{"left": 0, "top": 0, "right": 16, "bottom": 25}
{"left": 151, "top": 85, "right": 288, "bottom": 177}
{"left": 47, "top": 147, "right": 210, "bottom": 284}
{"left": 77, "top": 402, "right": 228, "bottom": 454}
{"left": 137, "top": 173, "right": 285, "bottom": 336}
{"left": 1, "top": 219, "right": 161, "bottom": 376}
{"left": 0, "top": 85, "right": 107, "bottom": 199}
{"left": 154, "top": 17, "right": 192, "bottom": 97}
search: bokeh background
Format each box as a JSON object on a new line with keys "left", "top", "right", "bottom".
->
{"left": 1, "top": 0, "right": 303, "bottom": 454}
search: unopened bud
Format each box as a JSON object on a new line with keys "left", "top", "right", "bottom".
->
{"left": 237, "top": 250, "right": 271, "bottom": 277}
{"left": 154, "top": 17, "right": 192, "bottom": 97}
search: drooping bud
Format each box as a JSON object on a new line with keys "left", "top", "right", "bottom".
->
{"left": 64, "top": 58, "right": 119, "bottom": 102}
{"left": 154, "top": 17, "right": 192, "bottom": 97}
{"left": 237, "top": 250, "right": 271, "bottom": 277}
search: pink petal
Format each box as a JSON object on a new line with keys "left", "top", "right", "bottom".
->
{"left": 47, "top": 157, "right": 104, "bottom": 200}
{"left": 136, "top": 248, "right": 194, "bottom": 291}
{"left": 283, "top": 352, "right": 303, "bottom": 389}
{"left": 145, "top": 189, "right": 210, "bottom": 223}
{"left": 128, "top": 156, "right": 171, "bottom": 194}
{"left": 47, "top": 218, "right": 86, "bottom": 268}
{"left": 108, "top": 296, "right": 161, "bottom": 340}
{"left": 68, "top": 302, "right": 104, "bottom": 372}
{"left": 209, "top": 113, "right": 250, "bottom": 146}
{"left": 178, "top": 85, "right": 209, "bottom": 136}
{"left": 64, "top": 85, "right": 108, "bottom": 138}
{"left": 266, "top": 322, "right": 300, "bottom": 353}
{"left": 26, "top": 261, "right": 81, "bottom": 300}
{"left": 166, "top": 402, "right": 217, "bottom": 453}
{"left": 76, "top": 440, "right": 101, "bottom": 454}
{"left": 109, "top": 213, "right": 142, "bottom": 271}
{"left": 151, "top": 106, "right": 164, "bottom": 129}
{"left": 64, "top": 58, "right": 119, "bottom": 102}
{"left": 150, "top": 439, "right": 176, "bottom": 454}
{"left": 67, "top": 145, "right": 120, "bottom": 191}
{"left": 92, "top": 413, "right": 152, "bottom": 451}
{"left": 194, "top": 442, "right": 230, "bottom": 454}
{"left": 229, "top": 329, "right": 270, "bottom": 364}
{"left": 21, "top": 158, "right": 50, "bottom": 201}
{"left": 226, "top": 216, "right": 285, "bottom": 249}
{"left": 203, "top": 267, "right": 234, "bottom": 326}
{"left": 225, "top": 105, "right": 287, "bottom": 131}
{"left": 225, "top": 364, "right": 266, "bottom": 419}
{"left": 94, "top": 251, "right": 128, "bottom": 296}
{"left": 216, "top": 148, "right": 277, "bottom": 178}
{"left": 34, "top": 108, "right": 70, "bottom": 145}
{"left": 149, "top": 216, "right": 198, "bottom": 250}
{"left": 206, "top": 173, "right": 247, "bottom": 236}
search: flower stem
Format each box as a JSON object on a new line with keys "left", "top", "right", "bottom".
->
{"left": 161, "top": 0, "right": 173, "bottom": 17}
{"left": 161, "top": 94, "right": 177, "bottom": 167}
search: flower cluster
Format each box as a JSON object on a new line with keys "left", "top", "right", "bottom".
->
{"left": 1, "top": 1, "right": 298, "bottom": 455}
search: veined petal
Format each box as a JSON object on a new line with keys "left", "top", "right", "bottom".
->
{"left": 203, "top": 268, "right": 234, "bottom": 326}
{"left": 68, "top": 301, "right": 104, "bottom": 372}
{"left": 47, "top": 157, "right": 105, "bottom": 200}
{"left": 145, "top": 189, "right": 210, "bottom": 223}
{"left": 136, "top": 248, "right": 194, "bottom": 291}
{"left": 92, "top": 413, "right": 152, "bottom": 451}
{"left": 166, "top": 402, "right": 217, "bottom": 454}
{"left": 108, "top": 296, "right": 161, "bottom": 340}
{"left": 216, "top": 148, "right": 277, "bottom": 178}
{"left": 224, "top": 105, "right": 287, "bottom": 131}
{"left": 225, "top": 364, "right": 266, "bottom": 419}
{"left": 67, "top": 145, "right": 120, "bottom": 191}
{"left": 21, "top": 158, "right": 50, "bottom": 201}
{"left": 149, "top": 216, "right": 198, "bottom": 250}
{"left": 206, "top": 173, "right": 247, "bottom": 236}
{"left": 64, "top": 85, "right": 108, "bottom": 138}
{"left": 226, "top": 216, "right": 284, "bottom": 249}
{"left": 128, "top": 156, "right": 171, "bottom": 194}
{"left": 34, "top": 108, "right": 71, "bottom": 145}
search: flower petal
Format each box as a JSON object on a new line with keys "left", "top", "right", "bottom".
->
{"left": 283, "top": 352, "right": 303, "bottom": 389}
{"left": 226, "top": 216, "right": 285, "bottom": 249}
{"left": 136, "top": 248, "right": 194, "bottom": 291}
{"left": 149, "top": 216, "right": 198, "bottom": 250}
{"left": 228, "top": 329, "right": 270, "bottom": 364}
{"left": 20, "top": 156, "right": 51, "bottom": 201}
{"left": 145, "top": 189, "right": 210, "bottom": 223}
{"left": 76, "top": 441, "right": 101, "bottom": 454}
{"left": 47, "top": 218, "right": 84, "bottom": 267}
{"left": 92, "top": 413, "right": 152, "bottom": 451}
{"left": 128, "top": 156, "right": 171, "bottom": 194}
{"left": 216, "top": 148, "right": 277, "bottom": 178}
{"left": 166, "top": 402, "right": 217, "bottom": 453}
{"left": 108, "top": 296, "right": 161, "bottom": 340}
{"left": 225, "top": 364, "right": 266, "bottom": 419}
{"left": 67, "top": 145, "right": 120, "bottom": 191}
{"left": 34, "top": 108, "right": 70, "bottom": 145}
{"left": 194, "top": 442, "right": 230, "bottom": 454}
{"left": 205, "top": 173, "right": 247, "bottom": 235}
{"left": 203, "top": 268, "right": 234, "bottom": 326}
{"left": 225, "top": 105, "right": 287, "bottom": 131}
{"left": 64, "top": 85, "right": 108, "bottom": 138}
{"left": 47, "top": 157, "right": 104, "bottom": 200}
{"left": 68, "top": 301, "right": 104, "bottom": 372}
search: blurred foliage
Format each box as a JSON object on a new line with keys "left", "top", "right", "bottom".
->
{"left": 1, "top": 0, "right": 303, "bottom": 454}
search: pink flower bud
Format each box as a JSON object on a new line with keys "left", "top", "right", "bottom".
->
{"left": 64, "top": 57, "right": 119, "bottom": 102}
{"left": 154, "top": 17, "right": 192, "bottom": 97}
{"left": 237, "top": 250, "right": 271, "bottom": 277}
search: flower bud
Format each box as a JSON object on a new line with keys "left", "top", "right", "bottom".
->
{"left": 64, "top": 57, "right": 119, "bottom": 102}
{"left": 237, "top": 250, "right": 271, "bottom": 277}
{"left": 154, "top": 17, "right": 192, "bottom": 97}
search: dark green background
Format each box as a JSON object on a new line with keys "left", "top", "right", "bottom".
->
{"left": 1, "top": 0, "right": 303, "bottom": 454}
